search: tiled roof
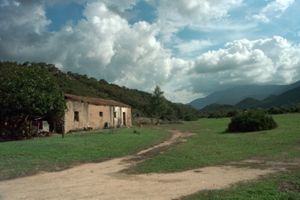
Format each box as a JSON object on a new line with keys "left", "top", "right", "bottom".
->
{"left": 64, "top": 94, "right": 131, "bottom": 108}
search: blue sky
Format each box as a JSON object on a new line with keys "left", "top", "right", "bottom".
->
{"left": 46, "top": 2, "right": 85, "bottom": 32}
{"left": 127, "top": 0, "right": 156, "bottom": 24}
{"left": 0, "top": 0, "right": 300, "bottom": 103}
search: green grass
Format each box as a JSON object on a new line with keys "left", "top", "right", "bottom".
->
{"left": 131, "top": 113, "right": 300, "bottom": 173}
{"left": 185, "top": 168, "right": 300, "bottom": 200}
{"left": 0, "top": 128, "right": 168, "bottom": 180}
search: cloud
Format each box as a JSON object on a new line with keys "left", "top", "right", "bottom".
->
{"left": 253, "top": 0, "right": 295, "bottom": 23}
{"left": 101, "top": 0, "right": 138, "bottom": 11}
{"left": 152, "top": 0, "right": 243, "bottom": 41}
{"left": 0, "top": 0, "right": 51, "bottom": 60}
{"left": 58, "top": 1, "right": 190, "bottom": 90}
{"left": 155, "top": 0, "right": 243, "bottom": 23}
{"left": 45, "top": 0, "right": 137, "bottom": 11}
{"left": 65, "top": 0, "right": 139, "bottom": 14}
{"left": 0, "top": 0, "right": 300, "bottom": 103}
{"left": 175, "top": 40, "right": 214, "bottom": 57}
{"left": 190, "top": 36, "right": 300, "bottom": 93}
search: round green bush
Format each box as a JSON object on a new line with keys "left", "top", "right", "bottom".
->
{"left": 227, "top": 111, "right": 277, "bottom": 133}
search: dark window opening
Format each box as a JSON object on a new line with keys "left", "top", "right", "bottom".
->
{"left": 99, "top": 112, "right": 103, "bottom": 117}
{"left": 74, "top": 111, "right": 79, "bottom": 122}
{"left": 113, "top": 112, "right": 117, "bottom": 118}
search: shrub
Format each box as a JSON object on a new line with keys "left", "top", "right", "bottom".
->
{"left": 227, "top": 111, "right": 277, "bottom": 133}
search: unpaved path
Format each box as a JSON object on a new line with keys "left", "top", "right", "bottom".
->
{"left": 0, "top": 130, "right": 294, "bottom": 200}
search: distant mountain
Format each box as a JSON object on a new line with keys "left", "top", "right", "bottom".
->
{"left": 260, "top": 86, "right": 300, "bottom": 108}
{"left": 198, "top": 84, "right": 300, "bottom": 115}
{"left": 284, "top": 80, "right": 300, "bottom": 91}
{"left": 235, "top": 86, "right": 300, "bottom": 109}
{"left": 190, "top": 81, "right": 300, "bottom": 110}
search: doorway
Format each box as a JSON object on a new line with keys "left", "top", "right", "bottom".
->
{"left": 123, "top": 112, "right": 126, "bottom": 126}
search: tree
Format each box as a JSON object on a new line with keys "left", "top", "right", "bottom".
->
{"left": 0, "top": 62, "right": 65, "bottom": 139}
{"left": 150, "top": 86, "right": 168, "bottom": 119}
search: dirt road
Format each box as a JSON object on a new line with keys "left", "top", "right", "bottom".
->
{"left": 0, "top": 130, "right": 291, "bottom": 200}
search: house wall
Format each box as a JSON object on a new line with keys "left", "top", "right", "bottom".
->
{"left": 88, "top": 104, "right": 111, "bottom": 129}
{"left": 64, "top": 100, "right": 89, "bottom": 133}
{"left": 122, "top": 107, "right": 132, "bottom": 127}
{"left": 64, "top": 100, "right": 132, "bottom": 133}
{"left": 110, "top": 106, "right": 132, "bottom": 128}
{"left": 113, "top": 106, "right": 121, "bottom": 128}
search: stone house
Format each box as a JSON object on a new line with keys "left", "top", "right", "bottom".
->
{"left": 63, "top": 94, "right": 132, "bottom": 133}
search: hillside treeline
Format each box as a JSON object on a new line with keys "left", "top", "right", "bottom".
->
{"left": 0, "top": 62, "right": 199, "bottom": 122}
{"left": 199, "top": 103, "right": 300, "bottom": 118}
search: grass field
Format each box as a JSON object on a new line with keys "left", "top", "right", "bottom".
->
{"left": 184, "top": 168, "right": 300, "bottom": 200}
{"left": 131, "top": 113, "right": 300, "bottom": 173}
{"left": 1, "top": 113, "right": 300, "bottom": 199}
{"left": 0, "top": 128, "right": 168, "bottom": 180}
{"left": 127, "top": 113, "right": 300, "bottom": 199}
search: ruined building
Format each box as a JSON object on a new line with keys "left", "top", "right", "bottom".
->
{"left": 63, "top": 94, "right": 132, "bottom": 133}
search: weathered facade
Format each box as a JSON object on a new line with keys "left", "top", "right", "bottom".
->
{"left": 64, "top": 94, "right": 132, "bottom": 133}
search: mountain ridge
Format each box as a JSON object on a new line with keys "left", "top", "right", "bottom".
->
{"left": 199, "top": 85, "right": 300, "bottom": 114}
{"left": 190, "top": 81, "right": 300, "bottom": 110}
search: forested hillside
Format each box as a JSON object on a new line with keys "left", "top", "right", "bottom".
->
{"left": 0, "top": 62, "right": 198, "bottom": 121}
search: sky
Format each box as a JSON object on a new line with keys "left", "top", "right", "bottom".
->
{"left": 0, "top": 0, "right": 300, "bottom": 103}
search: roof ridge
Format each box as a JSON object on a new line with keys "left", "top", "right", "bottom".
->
{"left": 64, "top": 93, "right": 130, "bottom": 107}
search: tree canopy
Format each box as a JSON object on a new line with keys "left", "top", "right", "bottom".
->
{"left": 0, "top": 62, "right": 65, "bottom": 139}
{"left": 150, "top": 86, "right": 168, "bottom": 119}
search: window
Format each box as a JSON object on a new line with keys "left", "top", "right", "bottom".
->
{"left": 99, "top": 112, "right": 103, "bottom": 117}
{"left": 74, "top": 111, "right": 79, "bottom": 122}
{"left": 113, "top": 112, "right": 117, "bottom": 118}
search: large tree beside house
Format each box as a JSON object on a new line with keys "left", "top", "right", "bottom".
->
{"left": 0, "top": 62, "right": 65, "bottom": 139}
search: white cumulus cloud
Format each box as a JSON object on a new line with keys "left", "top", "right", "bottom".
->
{"left": 189, "top": 36, "right": 300, "bottom": 93}
{"left": 152, "top": 0, "right": 243, "bottom": 41}
{"left": 253, "top": 0, "right": 295, "bottom": 23}
{"left": 175, "top": 40, "right": 214, "bottom": 57}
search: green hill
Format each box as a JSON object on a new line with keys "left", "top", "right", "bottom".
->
{"left": 260, "top": 86, "right": 300, "bottom": 108}
{"left": 235, "top": 97, "right": 261, "bottom": 109}
{"left": 200, "top": 104, "right": 238, "bottom": 118}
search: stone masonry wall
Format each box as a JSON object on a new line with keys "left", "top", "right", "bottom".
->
{"left": 64, "top": 100, "right": 132, "bottom": 133}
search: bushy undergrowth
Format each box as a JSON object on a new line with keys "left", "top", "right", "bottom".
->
{"left": 227, "top": 111, "right": 277, "bottom": 133}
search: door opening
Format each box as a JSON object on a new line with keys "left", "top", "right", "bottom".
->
{"left": 123, "top": 112, "right": 126, "bottom": 126}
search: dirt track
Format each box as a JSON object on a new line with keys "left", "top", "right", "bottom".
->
{"left": 0, "top": 130, "right": 292, "bottom": 200}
